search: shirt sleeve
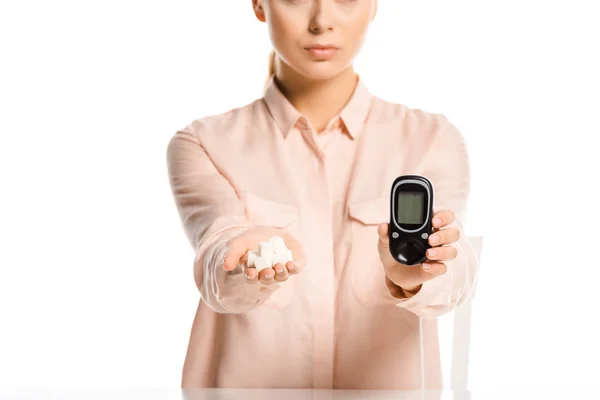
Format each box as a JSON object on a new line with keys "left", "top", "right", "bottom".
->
{"left": 166, "top": 125, "right": 282, "bottom": 314}
{"left": 387, "top": 115, "right": 479, "bottom": 318}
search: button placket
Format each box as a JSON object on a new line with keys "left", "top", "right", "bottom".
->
{"left": 296, "top": 118, "right": 324, "bottom": 161}
{"left": 310, "top": 156, "right": 335, "bottom": 388}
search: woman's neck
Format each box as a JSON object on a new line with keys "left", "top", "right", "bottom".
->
{"left": 274, "top": 63, "right": 358, "bottom": 133}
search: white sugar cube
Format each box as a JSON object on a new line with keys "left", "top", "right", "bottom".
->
{"left": 273, "top": 249, "right": 293, "bottom": 267}
{"left": 261, "top": 251, "right": 273, "bottom": 266}
{"left": 245, "top": 236, "right": 293, "bottom": 273}
{"left": 269, "top": 236, "right": 287, "bottom": 254}
{"left": 272, "top": 251, "right": 284, "bottom": 266}
{"left": 268, "top": 236, "right": 285, "bottom": 245}
{"left": 259, "top": 241, "right": 274, "bottom": 256}
{"left": 282, "top": 249, "right": 294, "bottom": 264}
{"left": 247, "top": 250, "right": 259, "bottom": 267}
{"left": 254, "top": 256, "right": 271, "bottom": 272}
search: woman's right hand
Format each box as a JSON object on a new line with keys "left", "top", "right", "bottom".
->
{"left": 221, "top": 226, "right": 306, "bottom": 285}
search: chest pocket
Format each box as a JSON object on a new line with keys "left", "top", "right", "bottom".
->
{"left": 244, "top": 193, "right": 298, "bottom": 234}
{"left": 244, "top": 192, "right": 299, "bottom": 310}
{"left": 348, "top": 196, "right": 394, "bottom": 307}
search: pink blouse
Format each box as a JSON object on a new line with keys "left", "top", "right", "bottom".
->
{"left": 166, "top": 75, "right": 479, "bottom": 389}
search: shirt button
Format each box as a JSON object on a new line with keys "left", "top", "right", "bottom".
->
{"left": 260, "top": 287, "right": 270, "bottom": 293}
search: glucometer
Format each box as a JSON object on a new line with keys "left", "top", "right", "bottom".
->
{"left": 389, "top": 175, "right": 435, "bottom": 266}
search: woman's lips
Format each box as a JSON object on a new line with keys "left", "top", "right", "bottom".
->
{"left": 305, "top": 46, "right": 339, "bottom": 60}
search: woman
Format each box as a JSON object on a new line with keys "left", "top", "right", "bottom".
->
{"left": 166, "top": 0, "right": 478, "bottom": 390}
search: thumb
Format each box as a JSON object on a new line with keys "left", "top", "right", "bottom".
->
{"left": 222, "top": 236, "right": 249, "bottom": 271}
{"left": 377, "top": 223, "right": 389, "bottom": 248}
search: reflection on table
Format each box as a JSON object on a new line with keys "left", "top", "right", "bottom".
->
{"left": 3, "top": 389, "right": 598, "bottom": 399}
{"left": 183, "top": 388, "right": 455, "bottom": 400}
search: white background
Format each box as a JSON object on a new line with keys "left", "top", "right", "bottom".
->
{"left": 1, "top": 0, "right": 599, "bottom": 392}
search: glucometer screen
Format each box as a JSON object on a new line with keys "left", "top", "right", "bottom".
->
{"left": 397, "top": 191, "right": 425, "bottom": 224}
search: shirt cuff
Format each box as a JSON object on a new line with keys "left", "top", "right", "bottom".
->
{"left": 386, "top": 272, "right": 452, "bottom": 317}
{"left": 385, "top": 236, "right": 476, "bottom": 318}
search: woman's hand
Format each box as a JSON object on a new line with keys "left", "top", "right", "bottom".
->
{"left": 222, "top": 226, "right": 307, "bottom": 285}
{"left": 377, "top": 210, "right": 460, "bottom": 293}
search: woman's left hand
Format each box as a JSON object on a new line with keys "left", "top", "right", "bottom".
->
{"left": 377, "top": 210, "right": 460, "bottom": 293}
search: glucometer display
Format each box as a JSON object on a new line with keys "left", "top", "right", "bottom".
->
{"left": 397, "top": 191, "right": 425, "bottom": 224}
{"left": 389, "top": 175, "right": 435, "bottom": 266}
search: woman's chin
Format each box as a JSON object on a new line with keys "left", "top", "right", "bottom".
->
{"left": 295, "top": 62, "right": 351, "bottom": 81}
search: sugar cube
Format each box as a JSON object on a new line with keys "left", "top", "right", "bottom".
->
{"left": 269, "top": 236, "right": 287, "bottom": 254}
{"left": 262, "top": 251, "right": 273, "bottom": 266}
{"left": 272, "top": 251, "right": 283, "bottom": 266}
{"left": 246, "top": 236, "right": 295, "bottom": 273}
{"left": 254, "top": 256, "right": 271, "bottom": 272}
{"left": 259, "top": 241, "right": 274, "bottom": 256}
{"left": 268, "top": 236, "right": 284, "bottom": 245}
{"left": 279, "top": 249, "right": 293, "bottom": 265}
{"left": 247, "top": 250, "right": 259, "bottom": 267}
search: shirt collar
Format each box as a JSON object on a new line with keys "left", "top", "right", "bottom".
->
{"left": 262, "top": 74, "right": 373, "bottom": 139}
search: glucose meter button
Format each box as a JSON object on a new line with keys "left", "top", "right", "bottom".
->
{"left": 395, "top": 240, "right": 426, "bottom": 265}
{"left": 410, "top": 240, "right": 426, "bottom": 253}
{"left": 392, "top": 232, "right": 399, "bottom": 239}
{"left": 421, "top": 233, "right": 428, "bottom": 239}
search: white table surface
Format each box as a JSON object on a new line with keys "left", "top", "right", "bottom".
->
{"left": 0, "top": 389, "right": 598, "bottom": 400}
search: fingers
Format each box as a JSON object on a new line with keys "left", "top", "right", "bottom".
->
{"left": 428, "top": 227, "right": 460, "bottom": 247}
{"left": 244, "top": 266, "right": 277, "bottom": 284}
{"left": 273, "top": 262, "right": 289, "bottom": 282}
{"left": 285, "top": 261, "right": 300, "bottom": 275}
{"left": 379, "top": 211, "right": 458, "bottom": 246}
{"left": 258, "top": 267, "right": 277, "bottom": 284}
{"left": 386, "top": 261, "right": 448, "bottom": 288}
{"left": 244, "top": 261, "right": 298, "bottom": 285}
{"left": 420, "top": 261, "right": 447, "bottom": 277}
{"left": 244, "top": 266, "right": 259, "bottom": 283}
{"left": 431, "top": 210, "right": 455, "bottom": 229}
{"left": 269, "top": 260, "right": 301, "bottom": 282}
{"left": 426, "top": 245, "right": 457, "bottom": 262}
